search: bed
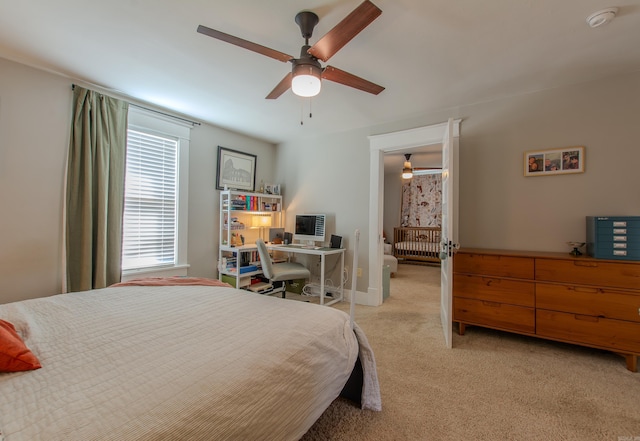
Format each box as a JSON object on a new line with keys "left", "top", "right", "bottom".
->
{"left": 0, "top": 278, "right": 380, "bottom": 441}
{"left": 393, "top": 226, "right": 441, "bottom": 263}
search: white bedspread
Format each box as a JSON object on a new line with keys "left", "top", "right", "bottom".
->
{"left": 0, "top": 285, "right": 380, "bottom": 440}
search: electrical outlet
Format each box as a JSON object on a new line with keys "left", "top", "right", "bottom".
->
{"left": 357, "top": 267, "right": 363, "bottom": 277}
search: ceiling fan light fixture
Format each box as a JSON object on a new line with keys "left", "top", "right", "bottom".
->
{"left": 292, "top": 64, "right": 322, "bottom": 97}
{"left": 402, "top": 153, "right": 413, "bottom": 179}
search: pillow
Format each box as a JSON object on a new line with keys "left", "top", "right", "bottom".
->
{"left": 0, "top": 319, "right": 41, "bottom": 372}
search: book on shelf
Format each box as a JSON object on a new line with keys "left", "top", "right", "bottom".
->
{"left": 227, "top": 265, "right": 258, "bottom": 274}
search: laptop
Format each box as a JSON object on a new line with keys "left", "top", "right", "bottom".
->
{"left": 268, "top": 228, "right": 285, "bottom": 243}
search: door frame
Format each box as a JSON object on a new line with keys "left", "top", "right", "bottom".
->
{"left": 368, "top": 120, "right": 461, "bottom": 306}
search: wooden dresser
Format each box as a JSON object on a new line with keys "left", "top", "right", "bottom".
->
{"left": 453, "top": 248, "right": 640, "bottom": 372}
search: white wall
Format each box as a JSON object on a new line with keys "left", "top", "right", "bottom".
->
{"left": 0, "top": 57, "right": 276, "bottom": 303}
{"left": 0, "top": 58, "right": 71, "bottom": 303}
{"left": 276, "top": 129, "right": 371, "bottom": 290}
{"left": 458, "top": 71, "right": 640, "bottom": 250}
{"left": 383, "top": 172, "right": 403, "bottom": 241}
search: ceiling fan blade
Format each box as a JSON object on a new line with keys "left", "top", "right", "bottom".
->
{"left": 266, "top": 73, "right": 292, "bottom": 99}
{"left": 197, "top": 25, "right": 293, "bottom": 63}
{"left": 308, "top": 0, "right": 382, "bottom": 62}
{"left": 322, "top": 66, "right": 384, "bottom": 95}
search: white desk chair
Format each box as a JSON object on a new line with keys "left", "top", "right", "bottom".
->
{"left": 256, "top": 239, "right": 310, "bottom": 298}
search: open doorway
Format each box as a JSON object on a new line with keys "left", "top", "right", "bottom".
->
{"left": 383, "top": 148, "right": 442, "bottom": 265}
{"left": 368, "top": 121, "right": 460, "bottom": 306}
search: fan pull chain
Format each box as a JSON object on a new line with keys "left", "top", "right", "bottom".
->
{"left": 299, "top": 97, "right": 314, "bottom": 126}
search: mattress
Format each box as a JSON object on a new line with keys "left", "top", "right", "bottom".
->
{"left": 0, "top": 285, "right": 380, "bottom": 440}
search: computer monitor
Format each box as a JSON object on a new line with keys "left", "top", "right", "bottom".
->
{"left": 293, "top": 214, "right": 326, "bottom": 245}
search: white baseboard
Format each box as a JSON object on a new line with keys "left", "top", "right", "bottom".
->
{"left": 344, "top": 289, "right": 380, "bottom": 306}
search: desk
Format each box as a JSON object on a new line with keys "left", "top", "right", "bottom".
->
{"left": 268, "top": 244, "right": 345, "bottom": 306}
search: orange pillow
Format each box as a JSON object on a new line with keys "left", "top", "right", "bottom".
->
{"left": 0, "top": 319, "right": 41, "bottom": 372}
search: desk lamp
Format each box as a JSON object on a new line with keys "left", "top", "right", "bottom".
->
{"left": 252, "top": 215, "right": 272, "bottom": 242}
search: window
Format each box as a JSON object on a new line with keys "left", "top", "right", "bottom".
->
{"left": 122, "top": 107, "right": 190, "bottom": 274}
{"left": 122, "top": 129, "right": 177, "bottom": 270}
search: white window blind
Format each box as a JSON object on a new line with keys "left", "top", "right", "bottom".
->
{"left": 122, "top": 129, "right": 178, "bottom": 271}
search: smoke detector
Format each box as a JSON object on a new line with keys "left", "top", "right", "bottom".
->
{"left": 586, "top": 7, "right": 618, "bottom": 28}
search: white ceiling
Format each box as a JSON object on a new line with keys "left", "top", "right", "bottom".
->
{"left": 1, "top": 1, "right": 639, "bottom": 163}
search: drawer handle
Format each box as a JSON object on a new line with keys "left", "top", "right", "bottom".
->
{"left": 573, "top": 261, "right": 598, "bottom": 268}
{"left": 572, "top": 286, "right": 601, "bottom": 294}
{"left": 574, "top": 314, "right": 599, "bottom": 323}
{"left": 483, "top": 278, "right": 500, "bottom": 286}
{"left": 482, "top": 301, "right": 501, "bottom": 307}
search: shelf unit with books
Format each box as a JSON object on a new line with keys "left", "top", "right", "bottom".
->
{"left": 218, "top": 190, "right": 283, "bottom": 289}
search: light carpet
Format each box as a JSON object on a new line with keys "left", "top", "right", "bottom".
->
{"left": 302, "top": 263, "right": 640, "bottom": 441}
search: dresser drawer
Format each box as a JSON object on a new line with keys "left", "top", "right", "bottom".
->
{"left": 593, "top": 231, "right": 640, "bottom": 242}
{"left": 588, "top": 247, "right": 640, "bottom": 260}
{"left": 588, "top": 217, "right": 640, "bottom": 230}
{"left": 454, "top": 253, "right": 534, "bottom": 279}
{"left": 536, "top": 310, "right": 640, "bottom": 353}
{"left": 454, "top": 274, "right": 535, "bottom": 307}
{"left": 535, "top": 258, "right": 640, "bottom": 290}
{"left": 536, "top": 283, "right": 640, "bottom": 323}
{"left": 453, "top": 297, "right": 535, "bottom": 334}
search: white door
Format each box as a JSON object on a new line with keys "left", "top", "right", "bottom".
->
{"left": 440, "top": 118, "right": 456, "bottom": 348}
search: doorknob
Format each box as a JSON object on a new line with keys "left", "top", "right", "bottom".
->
{"left": 440, "top": 240, "right": 449, "bottom": 260}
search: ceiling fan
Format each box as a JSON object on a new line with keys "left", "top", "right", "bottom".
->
{"left": 401, "top": 154, "right": 441, "bottom": 179}
{"left": 197, "top": 0, "right": 385, "bottom": 99}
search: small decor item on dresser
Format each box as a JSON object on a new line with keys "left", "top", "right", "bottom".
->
{"left": 567, "top": 241, "right": 586, "bottom": 256}
{"left": 524, "top": 146, "right": 585, "bottom": 177}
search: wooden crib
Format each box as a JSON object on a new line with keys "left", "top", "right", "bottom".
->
{"left": 393, "top": 227, "right": 441, "bottom": 264}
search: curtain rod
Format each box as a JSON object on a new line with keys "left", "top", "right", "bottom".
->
{"left": 128, "top": 104, "right": 201, "bottom": 127}
{"left": 71, "top": 84, "right": 201, "bottom": 127}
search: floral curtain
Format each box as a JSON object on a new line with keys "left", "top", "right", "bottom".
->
{"left": 400, "top": 174, "right": 442, "bottom": 227}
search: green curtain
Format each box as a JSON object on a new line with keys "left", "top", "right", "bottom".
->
{"left": 66, "top": 86, "right": 129, "bottom": 292}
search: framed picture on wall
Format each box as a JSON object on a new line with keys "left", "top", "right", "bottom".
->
{"left": 216, "top": 146, "right": 257, "bottom": 191}
{"left": 524, "top": 146, "right": 585, "bottom": 177}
